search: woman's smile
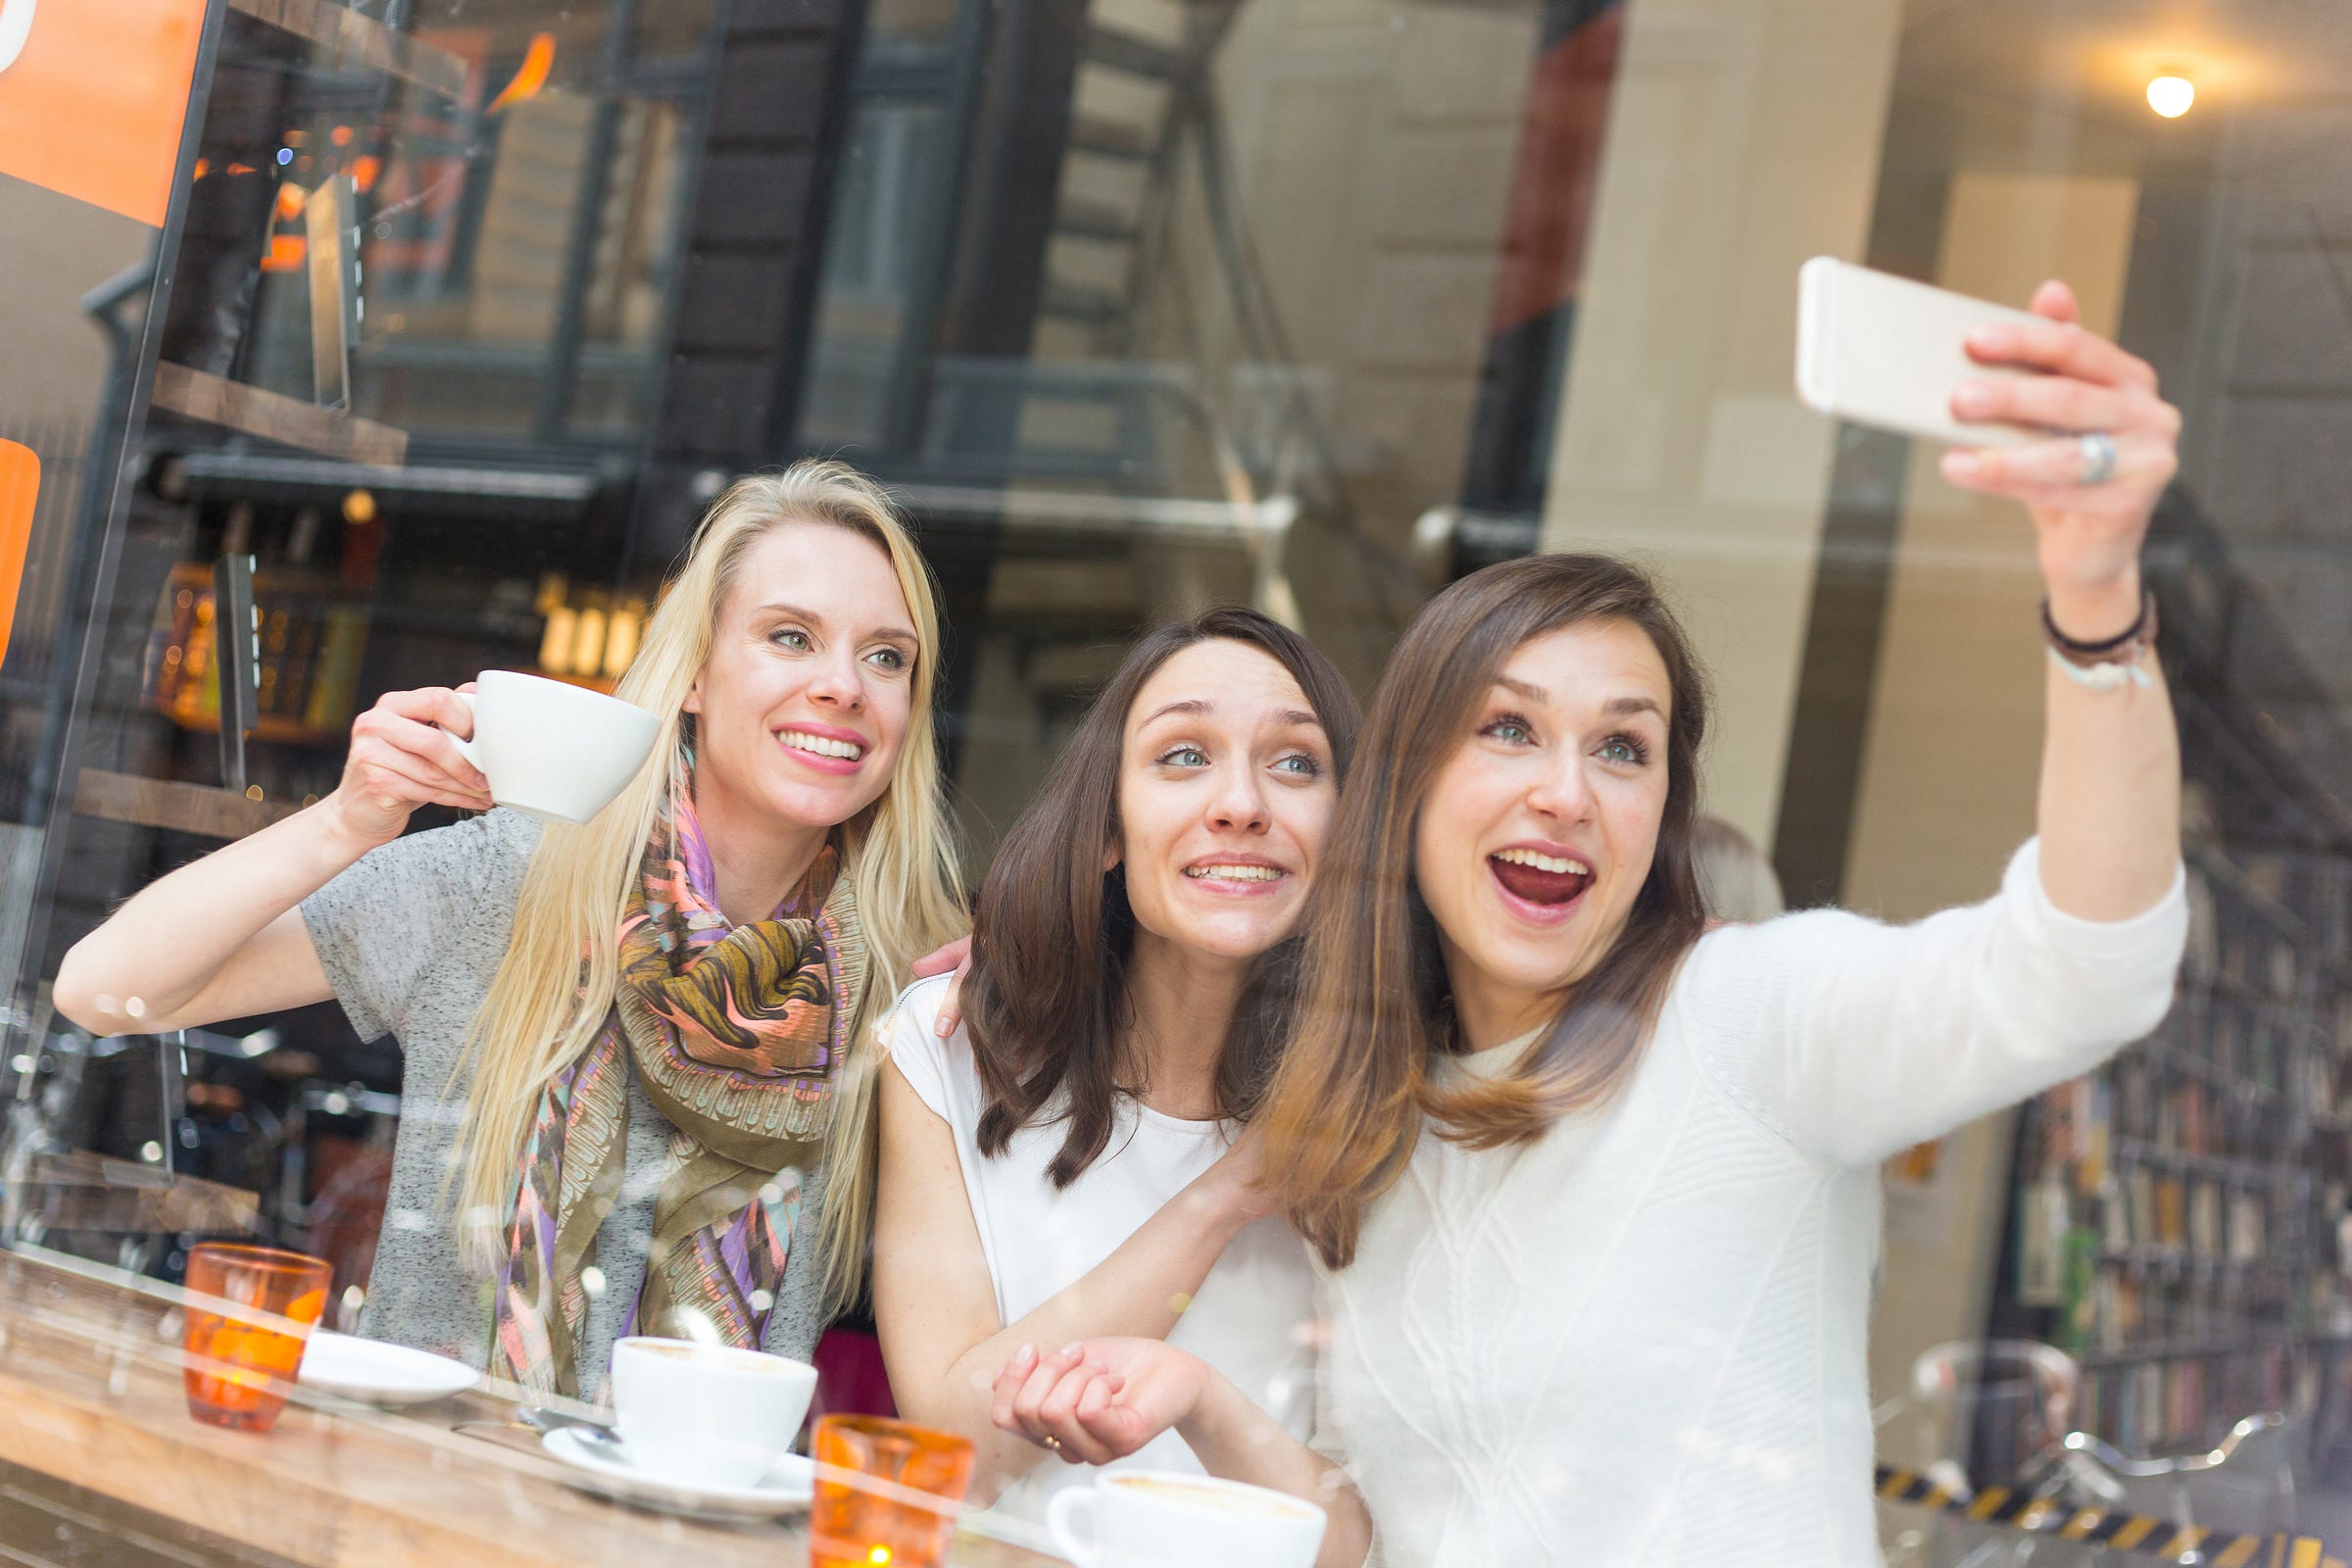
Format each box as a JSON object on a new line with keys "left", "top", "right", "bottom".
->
{"left": 1179, "top": 853, "right": 1294, "bottom": 896}
{"left": 774, "top": 720, "right": 869, "bottom": 773}
{"left": 1487, "top": 842, "right": 1595, "bottom": 925}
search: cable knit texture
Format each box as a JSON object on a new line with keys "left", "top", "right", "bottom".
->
{"left": 1314, "top": 839, "right": 2187, "bottom": 1567}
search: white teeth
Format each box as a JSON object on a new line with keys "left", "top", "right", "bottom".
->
{"left": 1494, "top": 848, "right": 1589, "bottom": 875}
{"left": 779, "top": 729, "right": 862, "bottom": 760}
{"left": 1185, "top": 864, "right": 1285, "bottom": 882}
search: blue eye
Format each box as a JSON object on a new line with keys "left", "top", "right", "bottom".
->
{"left": 1599, "top": 734, "right": 1653, "bottom": 766}
{"left": 1272, "top": 754, "right": 1323, "bottom": 778}
{"left": 1158, "top": 745, "right": 1208, "bottom": 767}
{"left": 1483, "top": 713, "right": 1535, "bottom": 746}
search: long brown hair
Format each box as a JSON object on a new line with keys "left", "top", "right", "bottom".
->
{"left": 1254, "top": 554, "right": 1711, "bottom": 1268}
{"left": 960, "top": 608, "right": 1361, "bottom": 1187}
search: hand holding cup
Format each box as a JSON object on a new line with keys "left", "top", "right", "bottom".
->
{"left": 325, "top": 683, "right": 494, "bottom": 852}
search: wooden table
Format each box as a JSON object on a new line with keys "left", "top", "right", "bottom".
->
{"left": 0, "top": 1246, "right": 1062, "bottom": 1568}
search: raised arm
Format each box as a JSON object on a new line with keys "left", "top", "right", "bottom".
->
{"left": 872, "top": 1056, "right": 1269, "bottom": 1504}
{"left": 1690, "top": 282, "right": 2188, "bottom": 1168}
{"left": 1942, "top": 278, "right": 2181, "bottom": 918}
{"left": 53, "top": 687, "right": 492, "bottom": 1037}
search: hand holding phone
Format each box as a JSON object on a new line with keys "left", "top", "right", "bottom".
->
{"left": 1795, "top": 257, "right": 2047, "bottom": 448}
{"left": 1794, "top": 259, "right": 2181, "bottom": 623}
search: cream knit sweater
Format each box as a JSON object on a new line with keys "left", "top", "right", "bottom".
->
{"left": 1314, "top": 840, "right": 2187, "bottom": 1567}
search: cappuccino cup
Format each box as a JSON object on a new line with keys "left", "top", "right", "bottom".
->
{"left": 453, "top": 670, "right": 659, "bottom": 825}
{"left": 608, "top": 1337, "right": 817, "bottom": 1490}
{"left": 1047, "top": 1470, "right": 1327, "bottom": 1568}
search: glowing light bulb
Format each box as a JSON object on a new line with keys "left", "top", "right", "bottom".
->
{"left": 2146, "top": 75, "right": 2194, "bottom": 119}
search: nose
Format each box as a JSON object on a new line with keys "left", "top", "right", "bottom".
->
{"left": 1205, "top": 760, "right": 1270, "bottom": 834}
{"left": 805, "top": 645, "right": 865, "bottom": 711}
{"left": 1524, "top": 750, "right": 1596, "bottom": 825}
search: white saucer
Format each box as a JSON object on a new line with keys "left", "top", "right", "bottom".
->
{"left": 540, "top": 1428, "right": 814, "bottom": 1519}
{"left": 299, "top": 1331, "right": 478, "bottom": 1405}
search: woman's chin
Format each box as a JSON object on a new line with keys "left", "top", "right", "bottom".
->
{"left": 1456, "top": 936, "right": 1592, "bottom": 1006}
{"left": 751, "top": 773, "right": 889, "bottom": 833}
{"left": 1150, "top": 914, "right": 1293, "bottom": 967}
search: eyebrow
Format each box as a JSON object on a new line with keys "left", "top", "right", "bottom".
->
{"left": 754, "top": 603, "right": 919, "bottom": 643}
{"left": 1138, "top": 699, "right": 1212, "bottom": 726}
{"left": 1494, "top": 676, "right": 1665, "bottom": 722}
{"left": 1137, "top": 701, "right": 1326, "bottom": 732}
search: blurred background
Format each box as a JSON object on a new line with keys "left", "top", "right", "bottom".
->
{"left": 4, "top": 0, "right": 2352, "bottom": 1554}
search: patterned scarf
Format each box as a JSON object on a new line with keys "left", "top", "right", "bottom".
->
{"left": 493, "top": 777, "right": 867, "bottom": 1398}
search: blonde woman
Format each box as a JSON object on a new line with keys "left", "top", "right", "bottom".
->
{"left": 56, "top": 462, "right": 963, "bottom": 1400}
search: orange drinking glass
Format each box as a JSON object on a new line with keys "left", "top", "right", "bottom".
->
{"left": 808, "top": 1414, "right": 976, "bottom": 1568}
{"left": 181, "top": 1243, "right": 331, "bottom": 1433}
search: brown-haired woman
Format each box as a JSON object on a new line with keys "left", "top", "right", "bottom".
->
{"left": 871, "top": 608, "right": 1360, "bottom": 1516}
{"left": 995, "top": 282, "right": 2189, "bottom": 1567}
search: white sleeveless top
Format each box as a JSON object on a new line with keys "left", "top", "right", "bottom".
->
{"left": 885, "top": 975, "right": 1317, "bottom": 1524}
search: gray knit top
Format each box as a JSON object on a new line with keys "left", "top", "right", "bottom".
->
{"left": 300, "top": 809, "right": 831, "bottom": 1400}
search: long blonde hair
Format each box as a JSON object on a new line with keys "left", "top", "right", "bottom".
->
{"left": 451, "top": 461, "right": 965, "bottom": 1317}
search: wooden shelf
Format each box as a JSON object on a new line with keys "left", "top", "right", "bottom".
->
{"left": 153, "top": 705, "right": 344, "bottom": 748}
{"left": 74, "top": 769, "right": 302, "bottom": 841}
{"left": 151, "top": 364, "right": 408, "bottom": 469}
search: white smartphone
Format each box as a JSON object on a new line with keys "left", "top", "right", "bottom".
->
{"left": 1795, "top": 257, "right": 2046, "bottom": 448}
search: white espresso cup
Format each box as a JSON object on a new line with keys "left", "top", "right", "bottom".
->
{"left": 608, "top": 1337, "right": 818, "bottom": 1490}
{"left": 452, "top": 670, "right": 659, "bottom": 825}
{"left": 1047, "top": 1470, "right": 1327, "bottom": 1568}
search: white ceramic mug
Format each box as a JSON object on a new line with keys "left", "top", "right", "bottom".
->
{"left": 452, "top": 670, "right": 659, "bottom": 825}
{"left": 1047, "top": 1471, "right": 1327, "bottom": 1568}
{"left": 608, "top": 1337, "right": 818, "bottom": 1490}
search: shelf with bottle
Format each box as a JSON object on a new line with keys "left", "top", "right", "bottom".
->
{"left": 528, "top": 573, "right": 648, "bottom": 698}
{"left": 142, "top": 562, "right": 368, "bottom": 749}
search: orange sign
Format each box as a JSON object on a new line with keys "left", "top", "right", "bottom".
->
{"left": 0, "top": 440, "right": 37, "bottom": 672}
{"left": 0, "top": 0, "right": 206, "bottom": 226}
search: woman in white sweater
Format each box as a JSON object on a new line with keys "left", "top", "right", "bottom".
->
{"left": 988, "top": 280, "right": 2187, "bottom": 1567}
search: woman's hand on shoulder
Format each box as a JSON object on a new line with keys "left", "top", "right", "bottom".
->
{"left": 1936, "top": 279, "right": 2180, "bottom": 632}
{"left": 910, "top": 933, "right": 973, "bottom": 1037}
{"left": 990, "top": 1338, "right": 1210, "bottom": 1466}
{"left": 322, "top": 684, "right": 495, "bottom": 852}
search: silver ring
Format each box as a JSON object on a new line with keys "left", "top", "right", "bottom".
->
{"left": 2078, "top": 431, "right": 2118, "bottom": 486}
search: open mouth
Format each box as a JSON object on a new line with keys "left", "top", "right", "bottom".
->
{"left": 776, "top": 728, "right": 864, "bottom": 763}
{"left": 1488, "top": 847, "right": 1592, "bottom": 908}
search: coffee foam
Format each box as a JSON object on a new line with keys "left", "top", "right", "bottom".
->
{"left": 622, "top": 1340, "right": 800, "bottom": 1374}
{"left": 1106, "top": 1474, "right": 1312, "bottom": 1518}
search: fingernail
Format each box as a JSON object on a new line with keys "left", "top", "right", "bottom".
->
{"left": 936, "top": 1018, "right": 953, "bottom": 1037}
{"left": 1969, "top": 325, "right": 2011, "bottom": 352}
{"left": 1941, "top": 451, "right": 1983, "bottom": 483}
{"left": 1952, "top": 380, "right": 1993, "bottom": 416}
{"left": 1013, "top": 1344, "right": 1035, "bottom": 1365}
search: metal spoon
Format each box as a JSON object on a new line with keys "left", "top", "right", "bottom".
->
{"left": 517, "top": 1404, "right": 626, "bottom": 1455}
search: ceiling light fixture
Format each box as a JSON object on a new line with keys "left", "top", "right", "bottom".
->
{"left": 2147, "top": 74, "right": 2195, "bottom": 119}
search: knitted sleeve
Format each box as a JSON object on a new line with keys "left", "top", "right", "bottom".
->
{"left": 299, "top": 809, "right": 540, "bottom": 1044}
{"left": 1677, "top": 837, "right": 2186, "bottom": 1167}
